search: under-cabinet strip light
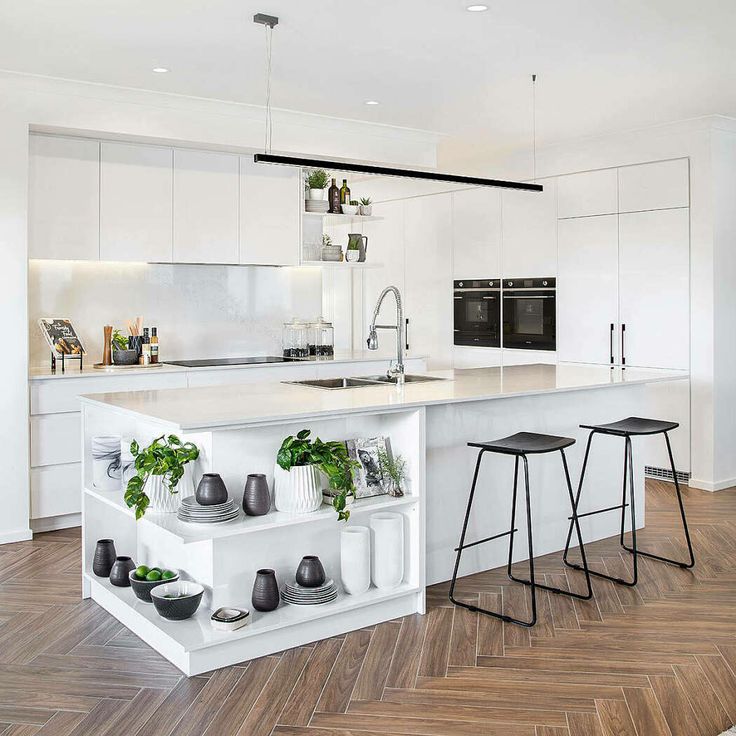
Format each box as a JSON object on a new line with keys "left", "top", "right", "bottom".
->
{"left": 253, "top": 153, "right": 543, "bottom": 192}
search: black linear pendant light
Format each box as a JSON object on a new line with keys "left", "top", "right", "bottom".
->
{"left": 251, "top": 13, "right": 542, "bottom": 193}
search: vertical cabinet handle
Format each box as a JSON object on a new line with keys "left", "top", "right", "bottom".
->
{"left": 609, "top": 323, "right": 614, "bottom": 367}
{"left": 405, "top": 318, "right": 410, "bottom": 351}
{"left": 621, "top": 323, "right": 626, "bottom": 367}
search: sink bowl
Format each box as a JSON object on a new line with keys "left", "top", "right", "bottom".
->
{"left": 284, "top": 374, "right": 446, "bottom": 390}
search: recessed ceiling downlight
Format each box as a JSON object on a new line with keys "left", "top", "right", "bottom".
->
{"left": 466, "top": 4, "right": 488, "bottom": 11}
{"left": 152, "top": 67, "right": 170, "bottom": 73}
{"left": 365, "top": 100, "right": 380, "bottom": 105}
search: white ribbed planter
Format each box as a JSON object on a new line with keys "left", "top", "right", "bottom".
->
{"left": 340, "top": 526, "right": 371, "bottom": 595}
{"left": 370, "top": 512, "right": 405, "bottom": 590}
{"left": 145, "top": 466, "right": 194, "bottom": 514}
{"left": 273, "top": 464, "right": 323, "bottom": 513}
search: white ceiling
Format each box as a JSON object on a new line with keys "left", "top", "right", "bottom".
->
{"left": 1, "top": 0, "right": 734, "bottom": 159}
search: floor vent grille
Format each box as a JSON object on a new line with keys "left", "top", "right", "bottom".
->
{"left": 645, "top": 465, "right": 690, "bottom": 485}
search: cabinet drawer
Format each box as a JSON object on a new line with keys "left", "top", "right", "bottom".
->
{"left": 31, "top": 413, "right": 81, "bottom": 467}
{"left": 31, "top": 463, "right": 81, "bottom": 519}
{"left": 31, "top": 372, "right": 187, "bottom": 415}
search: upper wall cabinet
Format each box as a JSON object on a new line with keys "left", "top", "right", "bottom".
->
{"left": 618, "top": 159, "right": 689, "bottom": 213}
{"left": 452, "top": 188, "right": 501, "bottom": 279}
{"left": 557, "top": 168, "right": 618, "bottom": 219}
{"left": 240, "top": 157, "right": 300, "bottom": 266}
{"left": 502, "top": 179, "right": 558, "bottom": 277}
{"left": 100, "top": 142, "right": 173, "bottom": 263}
{"left": 29, "top": 136, "right": 100, "bottom": 261}
{"left": 173, "top": 149, "right": 239, "bottom": 264}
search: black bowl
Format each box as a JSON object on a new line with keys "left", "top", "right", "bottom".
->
{"left": 129, "top": 569, "right": 179, "bottom": 603}
{"left": 150, "top": 581, "right": 204, "bottom": 621}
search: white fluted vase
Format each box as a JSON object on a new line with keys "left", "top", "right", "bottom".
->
{"left": 340, "top": 526, "right": 371, "bottom": 595}
{"left": 370, "top": 512, "right": 405, "bottom": 590}
{"left": 273, "top": 464, "right": 322, "bottom": 513}
{"left": 145, "top": 465, "right": 193, "bottom": 514}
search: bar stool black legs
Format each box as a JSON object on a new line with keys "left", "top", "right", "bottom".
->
{"left": 449, "top": 434, "right": 593, "bottom": 629}
{"left": 563, "top": 419, "right": 695, "bottom": 588}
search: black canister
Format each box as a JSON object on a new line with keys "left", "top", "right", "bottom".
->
{"left": 243, "top": 474, "right": 271, "bottom": 516}
{"left": 92, "top": 539, "right": 117, "bottom": 577}
{"left": 251, "top": 569, "right": 280, "bottom": 612}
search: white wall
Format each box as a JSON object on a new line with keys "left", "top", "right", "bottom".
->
{"left": 0, "top": 70, "right": 440, "bottom": 544}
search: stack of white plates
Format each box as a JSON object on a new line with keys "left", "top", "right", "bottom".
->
{"left": 281, "top": 578, "right": 338, "bottom": 606}
{"left": 305, "top": 199, "right": 329, "bottom": 213}
{"left": 177, "top": 496, "right": 239, "bottom": 524}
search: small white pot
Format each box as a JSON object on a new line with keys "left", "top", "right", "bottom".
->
{"left": 341, "top": 526, "right": 371, "bottom": 595}
{"left": 308, "top": 188, "right": 325, "bottom": 201}
{"left": 346, "top": 249, "right": 360, "bottom": 262}
{"left": 359, "top": 205, "right": 373, "bottom": 216}
{"left": 341, "top": 205, "right": 358, "bottom": 216}
{"left": 273, "top": 464, "right": 323, "bottom": 513}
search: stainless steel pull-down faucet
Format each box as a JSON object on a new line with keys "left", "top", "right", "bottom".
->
{"left": 367, "top": 285, "right": 405, "bottom": 384}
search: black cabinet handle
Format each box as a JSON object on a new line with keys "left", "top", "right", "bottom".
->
{"left": 610, "top": 323, "right": 614, "bottom": 367}
{"left": 405, "top": 318, "right": 410, "bottom": 351}
{"left": 621, "top": 323, "right": 626, "bottom": 367}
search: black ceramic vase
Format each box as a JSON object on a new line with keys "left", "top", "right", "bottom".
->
{"left": 251, "top": 569, "right": 280, "bottom": 612}
{"left": 92, "top": 539, "right": 117, "bottom": 577}
{"left": 196, "top": 473, "right": 228, "bottom": 506}
{"left": 243, "top": 474, "right": 271, "bottom": 516}
{"left": 109, "top": 556, "right": 136, "bottom": 587}
{"left": 295, "top": 555, "right": 326, "bottom": 588}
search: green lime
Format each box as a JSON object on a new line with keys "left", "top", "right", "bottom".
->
{"left": 161, "top": 570, "right": 176, "bottom": 580}
{"left": 145, "top": 570, "right": 162, "bottom": 582}
{"left": 135, "top": 565, "right": 150, "bottom": 579}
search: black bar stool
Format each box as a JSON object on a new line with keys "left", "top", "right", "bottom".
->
{"left": 449, "top": 432, "right": 593, "bottom": 628}
{"left": 563, "top": 417, "right": 695, "bottom": 587}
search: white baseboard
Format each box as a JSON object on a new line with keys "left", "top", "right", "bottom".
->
{"left": 0, "top": 528, "right": 33, "bottom": 545}
{"left": 31, "top": 513, "right": 81, "bottom": 533}
{"left": 688, "top": 476, "right": 736, "bottom": 492}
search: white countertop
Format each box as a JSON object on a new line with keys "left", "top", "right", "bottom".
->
{"left": 79, "top": 363, "right": 688, "bottom": 431}
{"left": 29, "top": 350, "right": 423, "bottom": 381}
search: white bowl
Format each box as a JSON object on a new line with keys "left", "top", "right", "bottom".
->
{"left": 341, "top": 205, "right": 359, "bottom": 216}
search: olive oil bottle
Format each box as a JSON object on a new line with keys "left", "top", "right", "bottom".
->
{"left": 339, "top": 179, "right": 351, "bottom": 206}
{"left": 328, "top": 178, "right": 340, "bottom": 213}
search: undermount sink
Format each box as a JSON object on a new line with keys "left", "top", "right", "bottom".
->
{"left": 284, "top": 374, "right": 447, "bottom": 390}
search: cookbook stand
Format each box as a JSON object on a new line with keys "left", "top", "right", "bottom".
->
{"left": 51, "top": 350, "right": 83, "bottom": 374}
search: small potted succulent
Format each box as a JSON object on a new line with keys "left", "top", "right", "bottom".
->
{"left": 359, "top": 197, "right": 373, "bottom": 216}
{"left": 346, "top": 238, "right": 361, "bottom": 262}
{"left": 342, "top": 199, "right": 359, "bottom": 216}
{"left": 306, "top": 169, "right": 329, "bottom": 201}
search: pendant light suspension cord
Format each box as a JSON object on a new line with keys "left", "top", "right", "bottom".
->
{"left": 531, "top": 73, "right": 537, "bottom": 182}
{"left": 264, "top": 24, "right": 274, "bottom": 154}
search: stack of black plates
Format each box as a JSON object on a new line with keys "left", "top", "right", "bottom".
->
{"left": 177, "top": 496, "right": 239, "bottom": 524}
{"left": 281, "top": 579, "right": 338, "bottom": 606}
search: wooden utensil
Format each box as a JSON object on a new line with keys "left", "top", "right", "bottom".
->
{"left": 102, "top": 325, "right": 113, "bottom": 366}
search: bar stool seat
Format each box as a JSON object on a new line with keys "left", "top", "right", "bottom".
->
{"left": 580, "top": 417, "right": 679, "bottom": 437}
{"left": 469, "top": 432, "right": 576, "bottom": 455}
{"left": 450, "top": 430, "right": 592, "bottom": 628}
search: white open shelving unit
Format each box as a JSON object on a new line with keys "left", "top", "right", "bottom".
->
{"left": 81, "top": 401, "right": 426, "bottom": 675}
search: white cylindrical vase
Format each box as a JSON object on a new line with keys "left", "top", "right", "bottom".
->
{"left": 91, "top": 435, "right": 121, "bottom": 491}
{"left": 273, "top": 464, "right": 322, "bottom": 513}
{"left": 370, "top": 512, "right": 405, "bottom": 590}
{"left": 340, "top": 526, "right": 371, "bottom": 595}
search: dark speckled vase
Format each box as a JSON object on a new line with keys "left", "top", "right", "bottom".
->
{"left": 195, "top": 473, "right": 228, "bottom": 506}
{"left": 251, "top": 569, "right": 280, "bottom": 612}
{"left": 92, "top": 539, "right": 117, "bottom": 577}
{"left": 243, "top": 474, "right": 271, "bottom": 516}
{"left": 295, "top": 556, "right": 326, "bottom": 588}
{"left": 109, "top": 556, "right": 136, "bottom": 587}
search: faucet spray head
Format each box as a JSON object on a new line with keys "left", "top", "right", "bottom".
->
{"left": 367, "top": 327, "right": 378, "bottom": 350}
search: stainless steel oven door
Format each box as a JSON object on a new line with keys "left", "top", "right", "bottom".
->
{"left": 502, "top": 290, "right": 556, "bottom": 350}
{"left": 454, "top": 288, "right": 501, "bottom": 347}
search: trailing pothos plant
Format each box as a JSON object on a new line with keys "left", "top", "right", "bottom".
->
{"left": 124, "top": 435, "right": 200, "bottom": 520}
{"left": 276, "top": 429, "right": 359, "bottom": 521}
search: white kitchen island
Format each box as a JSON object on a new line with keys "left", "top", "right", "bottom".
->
{"left": 79, "top": 363, "right": 687, "bottom": 674}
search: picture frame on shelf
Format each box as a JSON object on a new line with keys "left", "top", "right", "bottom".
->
{"left": 346, "top": 436, "right": 393, "bottom": 499}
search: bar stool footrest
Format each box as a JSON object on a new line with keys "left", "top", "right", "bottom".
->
{"left": 449, "top": 596, "right": 536, "bottom": 628}
{"left": 454, "top": 528, "right": 517, "bottom": 553}
{"left": 620, "top": 543, "right": 694, "bottom": 569}
{"left": 508, "top": 572, "right": 593, "bottom": 600}
{"left": 568, "top": 503, "right": 628, "bottom": 521}
{"left": 564, "top": 560, "right": 637, "bottom": 587}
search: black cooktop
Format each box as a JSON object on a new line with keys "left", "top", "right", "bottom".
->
{"left": 166, "top": 356, "right": 301, "bottom": 368}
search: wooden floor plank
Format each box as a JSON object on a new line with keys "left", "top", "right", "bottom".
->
{"left": 595, "top": 698, "right": 638, "bottom": 736}
{"left": 315, "top": 630, "right": 372, "bottom": 713}
{"left": 673, "top": 662, "right": 732, "bottom": 735}
{"left": 648, "top": 674, "right": 704, "bottom": 736}
{"left": 622, "top": 686, "right": 672, "bottom": 736}
{"left": 352, "top": 622, "right": 401, "bottom": 701}
{"left": 566, "top": 712, "right": 604, "bottom": 736}
{"left": 416, "top": 606, "right": 453, "bottom": 678}
{"left": 384, "top": 614, "right": 427, "bottom": 690}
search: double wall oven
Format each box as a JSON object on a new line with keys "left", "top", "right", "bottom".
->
{"left": 454, "top": 277, "right": 556, "bottom": 351}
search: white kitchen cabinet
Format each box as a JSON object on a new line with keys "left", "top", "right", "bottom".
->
{"left": 502, "top": 179, "right": 557, "bottom": 277}
{"left": 404, "top": 193, "right": 453, "bottom": 369}
{"left": 557, "top": 169, "right": 618, "bottom": 219}
{"left": 502, "top": 349, "right": 557, "bottom": 366}
{"left": 173, "top": 149, "right": 239, "bottom": 264}
{"left": 29, "top": 135, "right": 100, "bottom": 261}
{"left": 240, "top": 157, "right": 300, "bottom": 265}
{"left": 618, "top": 159, "right": 689, "bottom": 214}
{"left": 557, "top": 215, "right": 619, "bottom": 364}
{"left": 31, "top": 463, "right": 80, "bottom": 520}
{"left": 452, "top": 188, "right": 501, "bottom": 279}
{"left": 31, "top": 413, "right": 81, "bottom": 466}
{"left": 100, "top": 142, "right": 173, "bottom": 262}
{"left": 452, "top": 346, "right": 502, "bottom": 369}
{"left": 618, "top": 208, "right": 689, "bottom": 369}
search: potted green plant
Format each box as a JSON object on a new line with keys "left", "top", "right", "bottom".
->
{"left": 341, "top": 199, "right": 359, "bottom": 216}
{"left": 359, "top": 197, "right": 373, "bottom": 216}
{"left": 275, "top": 429, "right": 359, "bottom": 520}
{"left": 111, "top": 328, "right": 137, "bottom": 365}
{"left": 378, "top": 448, "right": 407, "bottom": 497}
{"left": 306, "top": 169, "right": 329, "bottom": 201}
{"left": 124, "top": 435, "right": 200, "bottom": 518}
{"left": 346, "top": 238, "right": 361, "bottom": 262}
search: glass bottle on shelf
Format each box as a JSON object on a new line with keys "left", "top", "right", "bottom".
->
{"left": 328, "top": 178, "right": 340, "bottom": 214}
{"left": 339, "top": 179, "right": 351, "bottom": 206}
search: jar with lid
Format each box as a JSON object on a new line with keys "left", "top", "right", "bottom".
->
{"left": 282, "top": 319, "right": 309, "bottom": 359}
{"left": 309, "top": 318, "right": 334, "bottom": 358}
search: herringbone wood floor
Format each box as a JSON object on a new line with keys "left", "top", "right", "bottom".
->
{"left": 0, "top": 480, "right": 734, "bottom": 736}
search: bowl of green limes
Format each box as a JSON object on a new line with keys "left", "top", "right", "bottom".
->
{"left": 129, "top": 565, "right": 179, "bottom": 603}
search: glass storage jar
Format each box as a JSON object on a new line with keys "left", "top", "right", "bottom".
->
{"left": 282, "top": 319, "right": 309, "bottom": 359}
{"left": 310, "top": 318, "right": 334, "bottom": 358}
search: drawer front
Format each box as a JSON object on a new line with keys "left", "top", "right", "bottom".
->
{"left": 31, "top": 371, "right": 188, "bottom": 415}
{"left": 31, "top": 462, "right": 81, "bottom": 519}
{"left": 31, "top": 413, "right": 81, "bottom": 467}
